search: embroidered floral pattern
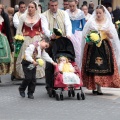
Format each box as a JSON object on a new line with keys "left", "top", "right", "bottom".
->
{"left": 82, "top": 41, "right": 120, "bottom": 90}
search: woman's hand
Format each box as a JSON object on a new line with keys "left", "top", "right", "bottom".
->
{"left": 32, "top": 61, "right": 38, "bottom": 66}
{"left": 106, "top": 31, "right": 113, "bottom": 39}
{"left": 103, "top": 30, "right": 113, "bottom": 39}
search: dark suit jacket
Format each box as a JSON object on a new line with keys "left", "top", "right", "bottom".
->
{"left": 113, "top": 9, "right": 120, "bottom": 23}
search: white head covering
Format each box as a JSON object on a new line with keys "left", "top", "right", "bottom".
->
{"left": 82, "top": 5, "right": 112, "bottom": 37}
{"left": 16, "top": 1, "right": 41, "bottom": 34}
{"left": 24, "top": 1, "right": 41, "bottom": 17}
{"left": 22, "top": 1, "right": 41, "bottom": 29}
{"left": 81, "top": 5, "right": 120, "bottom": 71}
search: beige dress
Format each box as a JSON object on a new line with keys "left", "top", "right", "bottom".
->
{"left": 16, "top": 14, "right": 45, "bottom": 78}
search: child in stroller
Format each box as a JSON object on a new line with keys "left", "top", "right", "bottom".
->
{"left": 48, "top": 33, "right": 85, "bottom": 100}
{"left": 57, "top": 56, "right": 80, "bottom": 87}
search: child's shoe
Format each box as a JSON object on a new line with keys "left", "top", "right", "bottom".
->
{"left": 28, "top": 93, "right": 34, "bottom": 99}
{"left": 18, "top": 88, "right": 25, "bottom": 97}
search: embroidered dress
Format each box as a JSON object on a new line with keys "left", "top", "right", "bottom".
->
{"left": 82, "top": 17, "right": 120, "bottom": 90}
{"left": 0, "top": 22, "right": 12, "bottom": 75}
{"left": 15, "top": 13, "right": 44, "bottom": 79}
{"left": 66, "top": 9, "right": 85, "bottom": 69}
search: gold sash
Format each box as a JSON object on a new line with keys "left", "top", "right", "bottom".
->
{"left": 100, "top": 30, "right": 108, "bottom": 40}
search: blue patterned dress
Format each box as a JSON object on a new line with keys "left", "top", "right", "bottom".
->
{"left": 66, "top": 9, "right": 86, "bottom": 68}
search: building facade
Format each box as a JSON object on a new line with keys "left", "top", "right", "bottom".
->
{"left": 0, "top": 0, "right": 120, "bottom": 11}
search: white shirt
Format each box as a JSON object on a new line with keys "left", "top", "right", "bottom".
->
{"left": 13, "top": 11, "right": 24, "bottom": 29}
{"left": 41, "top": 10, "right": 72, "bottom": 38}
{"left": 25, "top": 43, "right": 54, "bottom": 63}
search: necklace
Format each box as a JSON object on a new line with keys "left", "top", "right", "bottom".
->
{"left": 29, "top": 14, "right": 35, "bottom": 19}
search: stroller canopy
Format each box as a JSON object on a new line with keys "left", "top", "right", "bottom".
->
{"left": 52, "top": 37, "right": 75, "bottom": 61}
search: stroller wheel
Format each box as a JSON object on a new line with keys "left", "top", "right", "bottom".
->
{"left": 68, "top": 90, "right": 71, "bottom": 97}
{"left": 81, "top": 92, "right": 85, "bottom": 100}
{"left": 72, "top": 90, "right": 75, "bottom": 97}
{"left": 60, "top": 93, "right": 64, "bottom": 100}
{"left": 77, "top": 93, "right": 81, "bottom": 100}
{"left": 56, "top": 93, "right": 60, "bottom": 101}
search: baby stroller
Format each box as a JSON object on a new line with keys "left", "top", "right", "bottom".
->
{"left": 49, "top": 36, "right": 85, "bottom": 101}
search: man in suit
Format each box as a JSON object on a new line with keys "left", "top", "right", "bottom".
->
{"left": 41, "top": 0, "right": 72, "bottom": 92}
{"left": 113, "top": 6, "right": 120, "bottom": 23}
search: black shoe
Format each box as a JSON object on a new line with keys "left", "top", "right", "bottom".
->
{"left": 28, "top": 93, "right": 34, "bottom": 99}
{"left": 18, "top": 89, "right": 25, "bottom": 98}
{"left": 97, "top": 92, "right": 103, "bottom": 95}
{"left": 46, "top": 87, "right": 52, "bottom": 94}
{"left": 48, "top": 88, "right": 53, "bottom": 97}
{"left": 92, "top": 90, "right": 98, "bottom": 95}
{"left": 45, "top": 86, "right": 49, "bottom": 94}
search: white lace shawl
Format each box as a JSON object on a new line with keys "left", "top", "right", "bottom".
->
{"left": 16, "top": 1, "right": 41, "bottom": 35}
{"left": 66, "top": 9, "right": 85, "bottom": 20}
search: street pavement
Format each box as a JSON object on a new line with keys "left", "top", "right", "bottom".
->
{"left": 0, "top": 74, "right": 120, "bottom": 120}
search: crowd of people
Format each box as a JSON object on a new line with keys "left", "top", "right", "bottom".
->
{"left": 0, "top": 0, "right": 120, "bottom": 99}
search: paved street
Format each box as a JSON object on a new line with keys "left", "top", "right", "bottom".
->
{"left": 0, "top": 74, "right": 120, "bottom": 120}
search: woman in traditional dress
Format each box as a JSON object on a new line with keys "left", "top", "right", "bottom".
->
{"left": 15, "top": 1, "right": 44, "bottom": 79}
{"left": 0, "top": 4, "right": 14, "bottom": 76}
{"left": 81, "top": 5, "right": 91, "bottom": 22}
{"left": 66, "top": 0, "right": 86, "bottom": 69}
{"left": 81, "top": 5, "right": 120, "bottom": 95}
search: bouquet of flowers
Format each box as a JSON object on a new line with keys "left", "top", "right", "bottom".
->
{"left": 115, "top": 20, "right": 120, "bottom": 39}
{"left": 85, "top": 30, "right": 102, "bottom": 47}
{"left": 14, "top": 34, "right": 24, "bottom": 57}
{"left": 27, "top": 59, "right": 44, "bottom": 70}
{"left": 37, "top": 59, "right": 44, "bottom": 67}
